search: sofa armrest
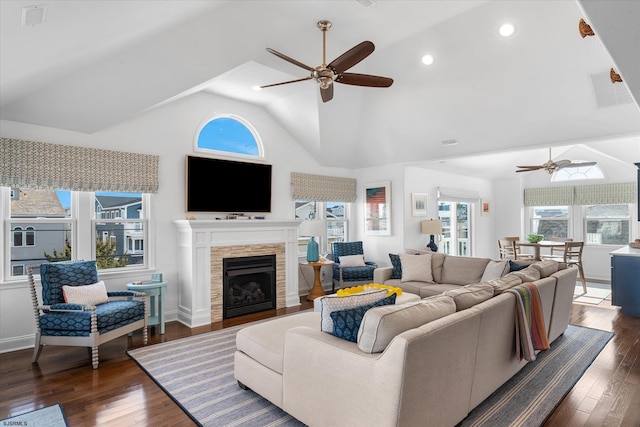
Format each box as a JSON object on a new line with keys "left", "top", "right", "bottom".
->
{"left": 374, "top": 266, "right": 393, "bottom": 283}
{"left": 282, "top": 326, "right": 406, "bottom": 427}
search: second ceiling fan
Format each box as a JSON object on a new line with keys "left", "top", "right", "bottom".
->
{"left": 516, "top": 148, "right": 597, "bottom": 174}
{"left": 260, "top": 20, "right": 393, "bottom": 102}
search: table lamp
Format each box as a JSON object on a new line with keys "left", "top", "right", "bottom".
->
{"left": 299, "top": 220, "right": 326, "bottom": 262}
{"left": 421, "top": 219, "right": 443, "bottom": 252}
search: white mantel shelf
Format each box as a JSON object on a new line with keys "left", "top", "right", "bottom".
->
{"left": 174, "top": 219, "right": 301, "bottom": 327}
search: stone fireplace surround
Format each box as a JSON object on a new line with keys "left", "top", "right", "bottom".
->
{"left": 174, "top": 220, "right": 300, "bottom": 327}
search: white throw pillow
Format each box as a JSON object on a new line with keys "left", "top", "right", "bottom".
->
{"left": 480, "top": 260, "right": 509, "bottom": 282}
{"left": 62, "top": 281, "right": 109, "bottom": 306}
{"left": 319, "top": 289, "right": 387, "bottom": 333}
{"left": 399, "top": 253, "right": 433, "bottom": 283}
{"left": 339, "top": 254, "right": 366, "bottom": 267}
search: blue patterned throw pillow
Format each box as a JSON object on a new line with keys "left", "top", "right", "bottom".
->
{"left": 389, "top": 253, "right": 402, "bottom": 279}
{"left": 330, "top": 294, "right": 397, "bottom": 342}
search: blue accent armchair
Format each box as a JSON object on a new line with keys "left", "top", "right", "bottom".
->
{"left": 332, "top": 241, "right": 377, "bottom": 292}
{"left": 28, "top": 260, "right": 148, "bottom": 369}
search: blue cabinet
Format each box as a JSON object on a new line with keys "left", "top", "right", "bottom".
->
{"left": 611, "top": 247, "right": 640, "bottom": 317}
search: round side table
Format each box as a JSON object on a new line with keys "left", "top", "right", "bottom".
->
{"left": 127, "top": 281, "right": 167, "bottom": 334}
{"left": 301, "top": 261, "right": 334, "bottom": 301}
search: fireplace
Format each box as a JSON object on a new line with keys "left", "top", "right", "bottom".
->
{"left": 224, "top": 254, "right": 276, "bottom": 318}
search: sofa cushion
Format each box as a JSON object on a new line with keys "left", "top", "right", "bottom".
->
{"left": 480, "top": 260, "right": 509, "bottom": 282}
{"left": 357, "top": 294, "right": 456, "bottom": 353}
{"left": 430, "top": 253, "right": 447, "bottom": 283}
{"left": 530, "top": 260, "right": 559, "bottom": 278}
{"left": 507, "top": 266, "right": 541, "bottom": 282}
{"left": 400, "top": 253, "right": 434, "bottom": 283}
{"left": 331, "top": 294, "right": 397, "bottom": 342}
{"left": 443, "top": 283, "right": 495, "bottom": 311}
{"left": 62, "top": 281, "right": 108, "bottom": 306}
{"left": 339, "top": 254, "right": 366, "bottom": 267}
{"left": 440, "top": 256, "right": 491, "bottom": 286}
{"left": 319, "top": 289, "right": 388, "bottom": 333}
{"left": 485, "top": 275, "right": 523, "bottom": 294}
{"left": 389, "top": 253, "right": 402, "bottom": 279}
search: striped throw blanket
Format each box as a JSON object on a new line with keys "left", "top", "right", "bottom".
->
{"left": 506, "top": 282, "right": 550, "bottom": 361}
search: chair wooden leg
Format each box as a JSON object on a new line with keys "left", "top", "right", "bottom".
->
{"left": 91, "top": 346, "right": 99, "bottom": 369}
{"left": 32, "top": 332, "right": 43, "bottom": 363}
{"left": 577, "top": 264, "right": 587, "bottom": 293}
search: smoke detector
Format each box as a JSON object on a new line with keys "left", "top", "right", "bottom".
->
{"left": 22, "top": 4, "right": 48, "bottom": 27}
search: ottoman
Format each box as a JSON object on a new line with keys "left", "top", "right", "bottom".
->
{"left": 234, "top": 311, "right": 319, "bottom": 408}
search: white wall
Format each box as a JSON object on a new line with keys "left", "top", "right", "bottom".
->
{"left": 0, "top": 91, "right": 354, "bottom": 352}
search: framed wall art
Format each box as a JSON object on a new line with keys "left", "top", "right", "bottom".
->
{"left": 411, "top": 193, "right": 428, "bottom": 216}
{"left": 481, "top": 199, "right": 491, "bottom": 216}
{"left": 364, "top": 181, "right": 391, "bottom": 235}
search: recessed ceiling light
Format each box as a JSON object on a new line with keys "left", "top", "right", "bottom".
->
{"left": 421, "top": 54, "right": 434, "bottom": 65}
{"left": 499, "top": 23, "right": 516, "bottom": 37}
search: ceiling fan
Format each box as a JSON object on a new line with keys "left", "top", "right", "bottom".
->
{"left": 516, "top": 148, "right": 597, "bottom": 174}
{"left": 260, "top": 20, "right": 393, "bottom": 102}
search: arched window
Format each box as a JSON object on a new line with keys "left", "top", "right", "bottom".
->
{"left": 25, "top": 226, "right": 35, "bottom": 246}
{"left": 551, "top": 163, "right": 604, "bottom": 182}
{"left": 196, "top": 115, "right": 263, "bottom": 157}
{"left": 12, "top": 226, "right": 23, "bottom": 247}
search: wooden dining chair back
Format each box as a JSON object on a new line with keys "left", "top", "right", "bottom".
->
{"left": 563, "top": 241, "right": 586, "bottom": 292}
{"left": 546, "top": 237, "right": 573, "bottom": 258}
{"left": 500, "top": 237, "right": 534, "bottom": 260}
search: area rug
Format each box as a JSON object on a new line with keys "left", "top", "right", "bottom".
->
{"left": 0, "top": 403, "right": 68, "bottom": 426}
{"left": 129, "top": 322, "right": 611, "bottom": 427}
{"left": 573, "top": 282, "right": 612, "bottom": 305}
{"left": 459, "top": 325, "right": 613, "bottom": 427}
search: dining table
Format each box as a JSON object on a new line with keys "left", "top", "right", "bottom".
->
{"left": 515, "top": 240, "right": 566, "bottom": 261}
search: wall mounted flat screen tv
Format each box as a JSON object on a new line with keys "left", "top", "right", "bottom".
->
{"left": 186, "top": 155, "right": 272, "bottom": 213}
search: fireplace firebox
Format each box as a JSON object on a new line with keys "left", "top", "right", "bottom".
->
{"left": 223, "top": 254, "right": 276, "bottom": 319}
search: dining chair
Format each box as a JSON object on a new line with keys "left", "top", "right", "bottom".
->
{"left": 542, "top": 241, "right": 586, "bottom": 292}
{"left": 499, "top": 237, "right": 534, "bottom": 261}
{"left": 541, "top": 237, "right": 573, "bottom": 260}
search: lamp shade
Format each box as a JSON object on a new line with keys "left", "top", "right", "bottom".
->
{"left": 299, "top": 220, "right": 326, "bottom": 237}
{"left": 421, "top": 219, "right": 442, "bottom": 235}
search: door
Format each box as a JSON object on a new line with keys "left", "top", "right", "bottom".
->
{"left": 438, "top": 201, "right": 471, "bottom": 256}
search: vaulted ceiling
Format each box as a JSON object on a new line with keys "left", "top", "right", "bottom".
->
{"left": 1, "top": 1, "right": 639, "bottom": 174}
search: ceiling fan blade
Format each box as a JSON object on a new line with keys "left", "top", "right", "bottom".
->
{"left": 266, "top": 48, "right": 314, "bottom": 72}
{"left": 320, "top": 85, "right": 333, "bottom": 103}
{"left": 335, "top": 73, "right": 393, "bottom": 87}
{"left": 328, "top": 41, "right": 375, "bottom": 74}
{"left": 516, "top": 169, "right": 540, "bottom": 173}
{"left": 558, "top": 161, "right": 597, "bottom": 169}
{"left": 516, "top": 165, "right": 543, "bottom": 169}
{"left": 260, "top": 76, "right": 312, "bottom": 89}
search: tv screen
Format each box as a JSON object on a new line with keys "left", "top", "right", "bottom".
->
{"left": 186, "top": 155, "right": 272, "bottom": 213}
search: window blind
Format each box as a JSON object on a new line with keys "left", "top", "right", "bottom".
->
{"left": 575, "top": 182, "right": 636, "bottom": 205}
{"left": 291, "top": 172, "right": 357, "bottom": 203}
{"left": 523, "top": 186, "right": 574, "bottom": 206}
{"left": 0, "top": 138, "right": 159, "bottom": 193}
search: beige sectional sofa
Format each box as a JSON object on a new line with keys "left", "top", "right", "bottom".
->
{"left": 234, "top": 256, "right": 578, "bottom": 427}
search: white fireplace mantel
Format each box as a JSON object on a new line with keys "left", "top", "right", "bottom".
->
{"left": 174, "top": 219, "right": 301, "bottom": 327}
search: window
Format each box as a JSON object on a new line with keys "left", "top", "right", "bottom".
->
{"left": 530, "top": 206, "right": 570, "bottom": 238}
{"left": 295, "top": 201, "right": 349, "bottom": 257}
{"left": 438, "top": 201, "right": 471, "bottom": 256}
{"left": 93, "top": 192, "right": 146, "bottom": 270}
{"left": 8, "top": 188, "right": 72, "bottom": 277}
{"left": 584, "top": 204, "right": 630, "bottom": 245}
{"left": 196, "top": 115, "right": 263, "bottom": 157}
{"left": 551, "top": 163, "right": 604, "bottom": 182}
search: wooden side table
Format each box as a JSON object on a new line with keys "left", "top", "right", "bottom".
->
{"left": 302, "top": 261, "right": 334, "bottom": 301}
{"left": 127, "top": 281, "right": 167, "bottom": 334}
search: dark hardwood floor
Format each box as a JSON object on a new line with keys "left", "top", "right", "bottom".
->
{"left": 1, "top": 299, "right": 639, "bottom": 426}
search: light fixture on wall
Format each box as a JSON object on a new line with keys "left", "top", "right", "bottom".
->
{"left": 421, "top": 219, "right": 442, "bottom": 252}
{"left": 299, "top": 220, "right": 326, "bottom": 262}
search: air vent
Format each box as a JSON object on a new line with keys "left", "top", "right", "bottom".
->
{"left": 590, "top": 71, "right": 633, "bottom": 108}
{"left": 21, "top": 4, "right": 47, "bottom": 27}
{"left": 441, "top": 139, "right": 458, "bottom": 146}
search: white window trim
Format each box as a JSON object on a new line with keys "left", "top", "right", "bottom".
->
{"left": 194, "top": 114, "right": 265, "bottom": 160}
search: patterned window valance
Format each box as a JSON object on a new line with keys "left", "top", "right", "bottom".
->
{"left": 291, "top": 172, "right": 356, "bottom": 203}
{"left": 523, "top": 186, "right": 574, "bottom": 206}
{"left": 0, "top": 138, "right": 159, "bottom": 193}
{"left": 575, "top": 182, "right": 636, "bottom": 205}
{"left": 524, "top": 182, "right": 635, "bottom": 206}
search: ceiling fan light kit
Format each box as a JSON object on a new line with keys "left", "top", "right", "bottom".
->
{"left": 261, "top": 20, "right": 393, "bottom": 102}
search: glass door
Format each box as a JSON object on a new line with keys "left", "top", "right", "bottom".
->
{"left": 438, "top": 201, "right": 471, "bottom": 256}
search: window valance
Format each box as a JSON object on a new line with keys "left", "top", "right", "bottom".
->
{"left": 437, "top": 187, "right": 480, "bottom": 202}
{"left": 524, "top": 182, "right": 635, "bottom": 206}
{"left": 0, "top": 138, "right": 159, "bottom": 193}
{"left": 291, "top": 172, "right": 356, "bottom": 203}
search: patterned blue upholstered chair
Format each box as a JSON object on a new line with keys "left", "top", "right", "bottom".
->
{"left": 332, "top": 241, "right": 377, "bottom": 292}
{"left": 28, "top": 260, "right": 147, "bottom": 369}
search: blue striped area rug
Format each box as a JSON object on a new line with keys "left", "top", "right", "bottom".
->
{"left": 129, "top": 322, "right": 611, "bottom": 427}
{"left": 459, "top": 324, "right": 613, "bottom": 427}
{"left": 127, "top": 321, "right": 305, "bottom": 427}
